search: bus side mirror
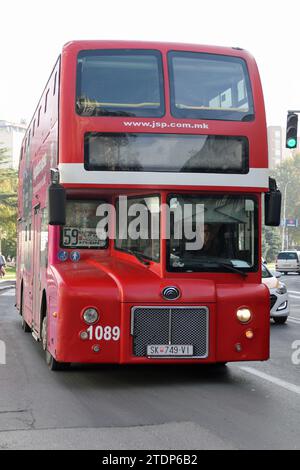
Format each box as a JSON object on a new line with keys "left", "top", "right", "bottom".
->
{"left": 48, "top": 183, "right": 66, "bottom": 225}
{"left": 265, "top": 178, "right": 281, "bottom": 226}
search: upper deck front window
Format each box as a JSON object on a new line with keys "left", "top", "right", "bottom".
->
{"left": 76, "top": 50, "right": 164, "bottom": 118}
{"left": 168, "top": 51, "right": 254, "bottom": 121}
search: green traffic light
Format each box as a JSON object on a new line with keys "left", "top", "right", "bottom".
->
{"left": 287, "top": 138, "right": 297, "bottom": 149}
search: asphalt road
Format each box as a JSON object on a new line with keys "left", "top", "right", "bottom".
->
{"left": 0, "top": 277, "right": 299, "bottom": 450}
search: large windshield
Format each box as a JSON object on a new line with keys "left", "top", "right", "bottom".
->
{"left": 76, "top": 50, "right": 164, "bottom": 117}
{"left": 168, "top": 51, "right": 254, "bottom": 121}
{"left": 167, "top": 195, "right": 258, "bottom": 272}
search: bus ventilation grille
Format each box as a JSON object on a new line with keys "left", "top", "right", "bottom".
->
{"left": 131, "top": 306, "right": 209, "bottom": 358}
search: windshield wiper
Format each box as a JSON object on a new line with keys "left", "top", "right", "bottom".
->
{"left": 241, "top": 114, "right": 255, "bottom": 122}
{"left": 127, "top": 250, "right": 150, "bottom": 266}
{"left": 178, "top": 258, "right": 248, "bottom": 277}
{"left": 214, "top": 261, "right": 248, "bottom": 278}
{"left": 78, "top": 107, "right": 135, "bottom": 117}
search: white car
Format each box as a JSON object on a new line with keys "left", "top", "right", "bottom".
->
{"left": 262, "top": 264, "right": 289, "bottom": 324}
{"left": 275, "top": 251, "right": 300, "bottom": 275}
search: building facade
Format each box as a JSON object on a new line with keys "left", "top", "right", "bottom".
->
{"left": 268, "top": 126, "right": 283, "bottom": 169}
{"left": 0, "top": 120, "right": 26, "bottom": 169}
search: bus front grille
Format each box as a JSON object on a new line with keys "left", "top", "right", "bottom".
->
{"left": 131, "top": 306, "right": 209, "bottom": 358}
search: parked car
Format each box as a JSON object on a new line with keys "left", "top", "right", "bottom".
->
{"left": 262, "top": 264, "right": 289, "bottom": 324}
{"left": 275, "top": 251, "right": 300, "bottom": 275}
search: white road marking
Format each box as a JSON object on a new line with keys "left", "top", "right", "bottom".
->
{"left": 288, "top": 318, "right": 300, "bottom": 325}
{"left": 289, "top": 295, "right": 300, "bottom": 299}
{"left": 288, "top": 291, "right": 300, "bottom": 295}
{"left": 238, "top": 366, "right": 300, "bottom": 396}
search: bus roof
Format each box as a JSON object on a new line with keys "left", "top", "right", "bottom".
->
{"left": 62, "top": 39, "right": 254, "bottom": 61}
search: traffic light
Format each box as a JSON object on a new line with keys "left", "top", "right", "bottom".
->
{"left": 286, "top": 113, "right": 298, "bottom": 149}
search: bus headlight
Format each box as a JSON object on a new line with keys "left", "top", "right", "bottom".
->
{"left": 83, "top": 308, "right": 99, "bottom": 325}
{"left": 237, "top": 308, "right": 252, "bottom": 324}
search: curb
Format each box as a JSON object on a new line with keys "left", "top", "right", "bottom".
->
{"left": 0, "top": 285, "right": 15, "bottom": 293}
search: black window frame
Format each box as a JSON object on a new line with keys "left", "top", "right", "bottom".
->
{"left": 53, "top": 72, "right": 57, "bottom": 96}
{"left": 115, "top": 194, "right": 161, "bottom": 263}
{"left": 37, "top": 107, "right": 41, "bottom": 126}
{"left": 166, "top": 193, "right": 259, "bottom": 273}
{"left": 76, "top": 49, "right": 165, "bottom": 118}
{"left": 44, "top": 89, "right": 49, "bottom": 113}
{"left": 168, "top": 51, "right": 255, "bottom": 122}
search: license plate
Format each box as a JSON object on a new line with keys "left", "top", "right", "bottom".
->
{"left": 147, "top": 345, "right": 194, "bottom": 357}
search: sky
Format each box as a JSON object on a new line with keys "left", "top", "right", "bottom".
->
{"left": 1, "top": 0, "right": 300, "bottom": 129}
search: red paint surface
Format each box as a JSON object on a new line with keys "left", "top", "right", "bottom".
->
{"left": 16, "top": 41, "right": 270, "bottom": 365}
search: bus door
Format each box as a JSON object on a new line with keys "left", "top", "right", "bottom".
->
{"left": 32, "top": 204, "right": 42, "bottom": 333}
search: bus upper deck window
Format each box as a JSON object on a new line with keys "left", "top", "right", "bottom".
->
{"left": 168, "top": 51, "right": 254, "bottom": 122}
{"left": 76, "top": 49, "right": 165, "bottom": 118}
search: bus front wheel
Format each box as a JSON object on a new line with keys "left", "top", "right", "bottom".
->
{"left": 46, "top": 350, "right": 70, "bottom": 371}
{"left": 41, "top": 316, "right": 70, "bottom": 371}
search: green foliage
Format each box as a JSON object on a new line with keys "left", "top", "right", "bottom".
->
{"left": 0, "top": 146, "right": 18, "bottom": 255}
{"left": 271, "top": 152, "right": 300, "bottom": 249}
{"left": 262, "top": 226, "right": 282, "bottom": 262}
{"left": 2, "top": 238, "right": 16, "bottom": 258}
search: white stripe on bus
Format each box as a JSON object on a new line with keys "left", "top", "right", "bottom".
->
{"left": 58, "top": 164, "right": 269, "bottom": 188}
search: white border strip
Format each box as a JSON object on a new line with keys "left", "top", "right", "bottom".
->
{"left": 288, "top": 317, "right": 300, "bottom": 324}
{"left": 59, "top": 164, "right": 269, "bottom": 188}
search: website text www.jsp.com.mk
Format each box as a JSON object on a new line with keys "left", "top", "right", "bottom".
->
{"left": 123, "top": 121, "right": 209, "bottom": 130}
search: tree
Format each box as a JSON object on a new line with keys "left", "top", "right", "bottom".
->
{"left": 0, "top": 146, "right": 18, "bottom": 254}
{"left": 262, "top": 226, "right": 281, "bottom": 262}
{"left": 271, "top": 153, "right": 300, "bottom": 248}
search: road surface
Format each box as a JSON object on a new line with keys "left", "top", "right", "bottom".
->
{"left": 0, "top": 275, "right": 299, "bottom": 450}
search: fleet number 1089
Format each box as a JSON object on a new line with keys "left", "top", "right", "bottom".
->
{"left": 86, "top": 325, "right": 120, "bottom": 341}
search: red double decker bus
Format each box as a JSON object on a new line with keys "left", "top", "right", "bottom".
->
{"left": 16, "top": 41, "right": 281, "bottom": 370}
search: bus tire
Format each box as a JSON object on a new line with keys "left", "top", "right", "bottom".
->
{"left": 20, "top": 286, "right": 31, "bottom": 333}
{"left": 46, "top": 350, "right": 70, "bottom": 371}
{"left": 41, "top": 315, "right": 70, "bottom": 371}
